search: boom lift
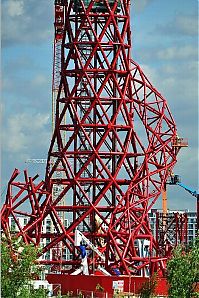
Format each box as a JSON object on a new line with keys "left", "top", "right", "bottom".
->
{"left": 168, "top": 175, "right": 199, "bottom": 233}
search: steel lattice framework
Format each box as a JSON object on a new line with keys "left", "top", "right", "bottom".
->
{"left": 155, "top": 212, "right": 188, "bottom": 257}
{"left": 1, "top": 0, "right": 181, "bottom": 276}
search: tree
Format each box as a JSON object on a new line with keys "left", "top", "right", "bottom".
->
{"left": 1, "top": 235, "right": 47, "bottom": 298}
{"left": 167, "top": 238, "right": 199, "bottom": 298}
{"left": 138, "top": 274, "right": 157, "bottom": 298}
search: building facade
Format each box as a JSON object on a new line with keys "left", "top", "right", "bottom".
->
{"left": 9, "top": 215, "right": 70, "bottom": 266}
{"left": 8, "top": 209, "right": 197, "bottom": 266}
{"left": 148, "top": 209, "right": 197, "bottom": 244}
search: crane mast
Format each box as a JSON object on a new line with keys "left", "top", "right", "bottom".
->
{"left": 52, "top": 0, "right": 65, "bottom": 132}
{"left": 51, "top": 0, "right": 66, "bottom": 271}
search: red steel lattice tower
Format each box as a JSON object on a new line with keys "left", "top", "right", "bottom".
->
{"left": 45, "top": 0, "right": 178, "bottom": 274}
{"left": 1, "top": 0, "right": 181, "bottom": 276}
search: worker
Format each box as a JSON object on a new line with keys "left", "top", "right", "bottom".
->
{"left": 79, "top": 242, "right": 89, "bottom": 275}
{"left": 80, "top": 241, "right": 86, "bottom": 259}
{"left": 175, "top": 134, "right": 181, "bottom": 146}
{"left": 170, "top": 172, "right": 175, "bottom": 184}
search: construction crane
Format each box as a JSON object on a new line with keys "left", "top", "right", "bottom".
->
{"left": 52, "top": 0, "right": 65, "bottom": 132}
{"left": 21, "top": 2, "right": 65, "bottom": 273}
{"left": 24, "top": 1, "right": 64, "bottom": 169}
{"left": 168, "top": 174, "right": 199, "bottom": 233}
{"left": 25, "top": 159, "right": 47, "bottom": 164}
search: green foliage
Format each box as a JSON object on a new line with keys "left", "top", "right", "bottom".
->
{"left": 77, "top": 291, "right": 83, "bottom": 298}
{"left": 1, "top": 235, "right": 43, "bottom": 298}
{"left": 167, "top": 238, "right": 199, "bottom": 298}
{"left": 61, "top": 291, "right": 74, "bottom": 297}
{"left": 61, "top": 294, "right": 73, "bottom": 298}
{"left": 18, "top": 286, "right": 49, "bottom": 298}
{"left": 95, "top": 283, "right": 104, "bottom": 292}
{"left": 139, "top": 274, "right": 157, "bottom": 298}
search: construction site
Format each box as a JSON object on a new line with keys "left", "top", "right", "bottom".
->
{"left": 1, "top": 0, "right": 198, "bottom": 297}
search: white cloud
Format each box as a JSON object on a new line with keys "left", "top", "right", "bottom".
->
{"left": 7, "top": 0, "right": 24, "bottom": 17}
{"left": 31, "top": 74, "right": 49, "bottom": 87}
{"left": 2, "top": 113, "right": 50, "bottom": 154}
{"left": 157, "top": 45, "right": 197, "bottom": 60}
{"left": 2, "top": 0, "right": 53, "bottom": 46}
{"left": 136, "top": 44, "right": 197, "bottom": 64}
{"left": 133, "top": 0, "right": 154, "bottom": 13}
{"left": 139, "top": 64, "right": 158, "bottom": 85}
{"left": 175, "top": 15, "right": 198, "bottom": 36}
{"left": 157, "top": 13, "right": 198, "bottom": 36}
{"left": 2, "top": 70, "right": 51, "bottom": 115}
{"left": 1, "top": 111, "right": 51, "bottom": 187}
{"left": 159, "top": 61, "right": 197, "bottom": 93}
{"left": 173, "top": 148, "right": 198, "bottom": 189}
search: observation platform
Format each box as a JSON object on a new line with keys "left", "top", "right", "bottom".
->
{"left": 74, "top": 0, "right": 121, "bottom": 12}
{"left": 172, "top": 137, "right": 188, "bottom": 148}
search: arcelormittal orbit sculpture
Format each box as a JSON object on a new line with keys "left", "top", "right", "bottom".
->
{"left": 1, "top": 0, "right": 182, "bottom": 276}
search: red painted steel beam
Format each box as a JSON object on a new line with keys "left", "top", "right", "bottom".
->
{"left": 1, "top": 0, "right": 183, "bottom": 276}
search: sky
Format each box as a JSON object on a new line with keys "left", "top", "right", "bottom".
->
{"left": 1, "top": 0, "right": 198, "bottom": 211}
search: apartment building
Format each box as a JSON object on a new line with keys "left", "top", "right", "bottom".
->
{"left": 148, "top": 209, "right": 197, "bottom": 243}
{"left": 8, "top": 209, "right": 197, "bottom": 263}
{"left": 8, "top": 215, "right": 70, "bottom": 263}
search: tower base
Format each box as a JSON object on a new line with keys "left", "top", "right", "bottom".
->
{"left": 46, "top": 274, "right": 168, "bottom": 296}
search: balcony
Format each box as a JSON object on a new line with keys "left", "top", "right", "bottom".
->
{"left": 172, "top": 137, "right": 188, "bottom": 148}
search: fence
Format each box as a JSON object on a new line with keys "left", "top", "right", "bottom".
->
{"left": 76, "top": 291, "right": 167, "bottom": 298}
{"left": 76, "top": 290, "right": 140, "bottom": 298}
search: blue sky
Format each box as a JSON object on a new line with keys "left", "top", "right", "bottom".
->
{"left": 1, "top": 0, "right": 198, "bottom": 211}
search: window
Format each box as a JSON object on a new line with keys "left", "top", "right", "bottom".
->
{"left": 46, "top": 226, "right": 51, "bottom": 233}
{"left": 45, "top": 251, "right": 50, "bottom": 260}
{"left": 62, "top": 249, "right": 67, "bottom": 260}
{"left": 11, "top": 219, "right": 16, "bottom": 231}
{"left": 46, "top": 219, "right": 51, "bottom": 225}
{"left": 188, "top": 236, "right": 193, "bottom": 242}
{"left": 189, "top": 213, "right": 196, "bottom": 217}
{"left": 46, "top": 238, "right": 50, "bottom": 244}
{"left": 150, "top": 225, "right": 154, "bottom": 231}
{"left": 64, "top": 219, "right": 68, "bottom": 228}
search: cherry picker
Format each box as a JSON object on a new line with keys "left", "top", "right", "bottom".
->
{"left": 168, "top": 174, "right": 199, "bottom": 234}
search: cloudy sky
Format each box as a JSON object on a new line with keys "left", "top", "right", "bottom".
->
{"left": 1, "top": 0, "right": 198, "bottom": 211}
